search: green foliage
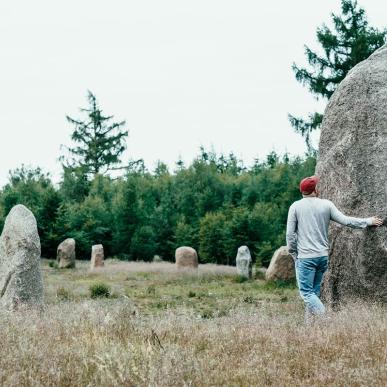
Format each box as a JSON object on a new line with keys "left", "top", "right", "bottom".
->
{"left": 89, "top": 282, "right": 111, "bottom": 298}
{"left": 290, "top": 0, "right": 386, "bottom": 149}
{"left": 56, "top": 287, "right": 72, "bottom": 300}
{"left": 0, "top": 166, "right": 60, "bottom": 258}
{"left": 0, "top": 149, "right": 315, "bottom": 267}
{"left": 49, "top": 261, "right": 59, "bottom": 269}
{"left": 130, "top": 225, "right": 158, "bottom": 261}
{"left": 61, "top": 91, "right": 128, "bottom": 176}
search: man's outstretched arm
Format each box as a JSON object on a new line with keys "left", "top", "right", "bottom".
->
{"left": 329, "top": 202, "right": 383, "bottom": 228}
{"left": 286, "top": 205, "right": 298, "bottom": 261}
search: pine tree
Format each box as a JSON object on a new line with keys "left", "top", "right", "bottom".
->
{"left": 289, "top": 0, "right": 386, "bottom": 150}
{"left": 62, "top": 91, "right": 128, "bottom": 175}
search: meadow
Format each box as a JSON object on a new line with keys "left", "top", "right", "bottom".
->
{"left": 0, "top": 260, "right": 386, "bottom": 386}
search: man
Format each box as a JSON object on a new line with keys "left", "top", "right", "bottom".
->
{"left": 286, "top": 175, "right": 383, "bottom": 320}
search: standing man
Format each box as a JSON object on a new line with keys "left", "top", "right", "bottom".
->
{"left": 286, "top": 176, "right": 383, "bottom": 320}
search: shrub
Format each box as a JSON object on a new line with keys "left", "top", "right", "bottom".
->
{"left": 56, "top": 287, "right": 71, "bottom": 300}
{"left": 89, "top": 282, "right": 111, "bottom": 298}
{"left": 49, "top": 261, "right": 58, "bottom": 269}
{"left": 232, "top": 275, "right": 249, "bottom": 283}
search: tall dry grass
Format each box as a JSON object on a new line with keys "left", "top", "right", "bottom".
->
{"left": 91, "top": 259, "right": 238, "bottom": 275}
{"left": 0, "top": 299, "right": 385, "bottom": 386}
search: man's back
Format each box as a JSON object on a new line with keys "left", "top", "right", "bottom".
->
{"left": 286, "top": 197, "right": 371, "bottom": 259}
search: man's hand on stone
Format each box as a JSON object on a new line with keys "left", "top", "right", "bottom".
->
{"left": 371, "top": 216, "right": 383, "bottom": 227}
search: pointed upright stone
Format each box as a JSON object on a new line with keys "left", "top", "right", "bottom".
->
{"left": 0, "top": 205, "right": 43, "bottom": 309}
{"left": 236, "top": 246, "right": 252, "bottom": 279}
{"left": 91, "top": 244, "right": 105, "bottom": 269}
{"left": 316, "top": 45, "right": 387, "bottom": 305}
{"left": 57, "top": 238, "right": 76, "bottom": 269}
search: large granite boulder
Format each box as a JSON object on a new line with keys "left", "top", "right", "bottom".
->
{"left": 265, "top": 246, "right": 295, "bottom": 281}
{"left": 316, "top": 45, "right": 387, "bottom": 305}
{"left": 90, "top": 244, "right": 104, "bottom": 269}
{"left": 175, "top": 247, "right": 198, "bottom": 269}
{"left": 0, "top": 205, "right": 43, "bottom": 309}
{"left": 236, "top": 246, "right": 252, "bottom": 279}
{"left": 57, "top": 238, "right": 76, "bottom": 269}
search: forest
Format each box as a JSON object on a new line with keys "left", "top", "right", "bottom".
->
{"left": 0, "top": 151, "right": 315, "bottom": 267}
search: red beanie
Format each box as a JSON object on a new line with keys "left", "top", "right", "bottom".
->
{"left": 299, "top": 176, "right": 319, "bottom": 194}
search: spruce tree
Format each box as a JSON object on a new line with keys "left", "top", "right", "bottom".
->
{"left": 62, "top": 91, "right": 128, "bottom": 175}
{"left": 289, "top": 0, "right": 386, "bottom": 150}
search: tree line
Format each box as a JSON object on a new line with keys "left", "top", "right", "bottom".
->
{"left": 0, "top": 152, "right": 315, "bottom": 267}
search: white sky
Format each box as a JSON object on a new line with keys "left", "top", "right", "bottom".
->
{"left": 0, "top": 0, "right": 386, "bottom": 186}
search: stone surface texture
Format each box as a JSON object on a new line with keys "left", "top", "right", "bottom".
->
{"left": 265, "top": 246, "right": 295, "bottom": 281}
{"left": 316, "top": 44, "right": 387, "bottom": 304}
{"left": 0, "top": 205, "right": 43, "bottom": 309}
{"left": 236, "top": 246, "right": 252, "bottom": 279}
{"left": 57, "top": 238, "right": 76, "bottom": 269}
{"left": 175, "top": 247, "right": 198, "bottom": 269}
{"left": 91, "top": 244, "right": 105, "bottom": 268}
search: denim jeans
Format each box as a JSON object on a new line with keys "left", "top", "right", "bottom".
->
{"left": 295, "top": 256, "right": 328, "bottom": 319}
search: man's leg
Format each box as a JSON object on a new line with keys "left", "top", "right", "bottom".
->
{"left": 296, "top": 258, "right": 326, "bottom": 318}
{"left": 313, "top": 256, "right": 328, "bottom": 297}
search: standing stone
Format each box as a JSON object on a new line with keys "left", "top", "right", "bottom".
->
{"left": 236, "top": 246, "right": 252, "bottom": 279}
{"left": 175, "top": 247, "right": 198, "bottom": 269}
{"left": 91, "top": 244, "right": 104, "bottom": 268}
{"left": 57, "top": 238, "right": 76, "bottom": 269}
{"left": 265, "top": 246, "right": 295, "bottom": 281}
{"left": 316, "top": 44, "right": 387, "bottom": 305}
{"left": 0, "top": 205, "right": 43, "bottom": 309}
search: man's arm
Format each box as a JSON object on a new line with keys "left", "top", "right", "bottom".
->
{"left": 329, "top": 202, "right": 375, "bottom": 229}
{"left": 286, "top": 205, "right": 298, "bottom": 261}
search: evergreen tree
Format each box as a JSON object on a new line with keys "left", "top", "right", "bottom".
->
{"left": 61, "top": 91, "right": 128, "bottom": 175}
{"left": 289, "top": 0, "right": 386, "bottom": 150}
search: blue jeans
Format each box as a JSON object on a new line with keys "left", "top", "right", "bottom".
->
{"left": 295, "top": 256, "right": 328, "bottom": 318}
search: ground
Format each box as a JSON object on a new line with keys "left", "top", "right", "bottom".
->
{"left": 0, "top": 260, "right": 385, "bottom": 386}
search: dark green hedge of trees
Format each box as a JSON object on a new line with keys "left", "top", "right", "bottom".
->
{"left": 0, "top": 150, "right": 315, "bottom": 267}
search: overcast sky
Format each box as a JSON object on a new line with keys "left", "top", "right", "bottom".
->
{"left": 0, "top": 0, "right": 386, "bottom": 186}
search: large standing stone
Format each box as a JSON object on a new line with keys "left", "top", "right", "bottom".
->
{"left": 175, "top": 247, "right": 198, "bottom": 269}
{"left": 236, "top": 246, "right": 252, "bottom": 279}
{"left": 91, "top": 244, "right": 105, "bottom": 268}
{"left": 0, "top": 205, "right": 43, "bottom": 309}
{"left": 265, "top": 246, "right": 295, "bottom": 281}
{"left": 316, "top": 44, "right": 387, "bottom": 305}
{"left": 57, "top": 238, "right": 76, "bottom": 269}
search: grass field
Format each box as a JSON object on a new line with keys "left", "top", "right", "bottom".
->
{"left": 0, "top": 260, "right": 386, "bottom": 386}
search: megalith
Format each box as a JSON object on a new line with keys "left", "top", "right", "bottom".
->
{"left": 265, "top": 246, "right": 295, "bottom": 281}
{"left": 57, "top": 238, "right": 76, "bottom": 269}
{"left": 316, "top": 44, "right": 387, "bottom": 305}
{"left": 0, "top": 205, "right": 43, "bottom": 309}
{"left": 90, "top": 244, "right": 104, "bottom": 269}
{"left": 236, "top": 246, "right": 252, "bottom": 279}
{"left": 175, "top": 246, "right": 198, "bottom": 269}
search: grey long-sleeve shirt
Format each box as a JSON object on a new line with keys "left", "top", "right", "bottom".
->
{"left": 286, "top": 197, "right": 373, "bottom": 260}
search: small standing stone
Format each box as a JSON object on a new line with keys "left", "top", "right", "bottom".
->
{"left": 236, "top": 246, "right": 252, "bottom": 279}
{"left": 91, "top": 244, "right": 104, "bottom": 268}
{"left": 175, "top": 247, "right": 198, "bottom": 269}
{"left": 265, "top": 246, "right": 295, "bottom": 281}
{"left": 0, "top": 205, "right": 43, "bottom": 309}
{"left": 57, "top": 238, "right": 76, "bottom": 269}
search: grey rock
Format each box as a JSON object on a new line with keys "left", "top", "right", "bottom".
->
{"left": 91, "top": 244, "right": 104, "bottom": 269}
{"left": 0, "top": 205, "right": 43, "bottom": 309}
{"left": 57, "top": 238, "right": 76, "bottom": 269}
{"left": 316, "top": 44, "right": 387, "bottom": 305}
{"left": 236, "top": 246, "right": 252, "bottom": 279}
{"left": 153, "top": 255, "right": 163, "bottom": 262}
{"left": 175, "top": 246, "right": 198, "bottom": 269}
{"left": 265, "top": 246, "right": 295, "bottom": 281}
